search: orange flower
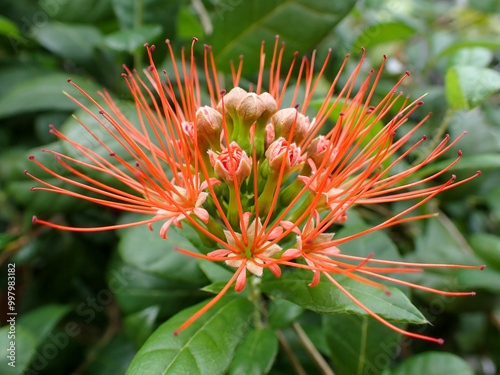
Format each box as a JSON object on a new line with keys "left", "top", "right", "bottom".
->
{"left": 27, "top": 37, "right": 483, "bottom": 343}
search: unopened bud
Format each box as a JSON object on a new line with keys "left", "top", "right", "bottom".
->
{"left": 257, "top": 92, "right": 278, "bottom": 124}
{"left": 236, "top": 93, "right": 266, "bottom": 126}
{"left": 209, "top": 142, "right": 252, "bottom": 185}
{"left": 272, "top": 108, "right": 308, "bottom": 144}
{"left": 219, "top": 87, "right": 247, "bottom": 117}
{"left": 196, "top": 106, "right": 222, "bottom": 150}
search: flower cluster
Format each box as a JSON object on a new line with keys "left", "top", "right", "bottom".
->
{"left": 27, "top": 37, "right": 483, "bottom": 343}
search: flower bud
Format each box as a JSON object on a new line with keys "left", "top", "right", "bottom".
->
{"left": 209, "top": 142, "right": 252, "bottom": 185}
{"left": 182, "top": 121, "right": 195, "bottom": 149}
{"left": 265, "top": 137, "right": 302, "bottom": 174}
{"left": 307, "top": 136, "right": 337, "bottom": 168}
{"left": 196, "top": 106, "right": 222, "bottom": 151}
{"left": 218, "top": 87, "right": 247, "bottom": 117}
{"left": 257, "top": 92, "right": 278, "bottom": 124}
{"left": 236, "top": 93, "right": 266, "bottom": 126}
{"left": 272, "top": 108, "right": 309, "bottom": 144}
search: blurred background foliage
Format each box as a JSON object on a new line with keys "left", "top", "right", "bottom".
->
{"left": 0, "top": 0, "right": 499, "bottom": 374}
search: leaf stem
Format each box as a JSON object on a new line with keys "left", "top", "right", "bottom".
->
{"left": 292, "top": 322, "right": 336, "bottom": 375}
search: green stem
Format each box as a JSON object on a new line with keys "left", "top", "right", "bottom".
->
{"left": 227, "top": 186, "right": 240, "bottom": 228}
{"left": 257, "top": 173, "right": 279, "bottom": 217}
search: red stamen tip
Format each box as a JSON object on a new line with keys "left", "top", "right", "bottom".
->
{"left": 150, "top": 45, "right": 156, "bottom": 51}
{"left": 471, "top": 291, "right": 476, "bottom": 296}
{"left": 67, "top": 78, "right": 72, "bottom": 82}
{"left": 463, "top": 130, "right": 468, "bottom": 135}
{"left": 383, "top": 54, "right": 387, "bottom": 59}
{"left": 220, "top": 89, "right": 226, "bottom": 96}
{"left": 361, "top": 46, "right": 365, "bottom": 52}
{"left": 109, "top": 152, "right": 116, "bottom": 157}
{"left": 480, "top": 265, "right": 486, "bottom": 270}
{"left": 328, "top": 48, "right": 332, "bottom": 52}
{"left": 422, "top": 135, "right": 427, "bottom": 140}
{"left": 173, "top": 246, "right": 180, "bottom": 251}
{"left": 437, "top": 338, "right": 444, "bottom": 345}
{"left": 346, "top": 54, "right": 350, "bottom": 58}
{"left": 417, "top": 101, "right": 424, "bottom": 105}
{"left": 193, "top": 37, "right": 198, "bottom": 42}
{"left": 339, "top": 112, "right": 345, "bottom": 116}
{"left": 24, "top": 170, "right": 28, "bottom": 174}
{"left": 275, "top": 34, "right": 279, "bottom": 39}
{"left": 41, "top": 148, "right": 46, "bottom": 152}
{"left": 477, "top": 170, "right": 482, "bottom": 176}
{"left": 239, "top": 54, "right": 243, "bottom": 59}
{"left": 148, "top": 65, "right": 154, "bottom": 71}
{"left": 30, "top": 187, "right": 35, "bottom": 191}
{"left": 405, "top": 71, "right": 410, "bottom": 76}
{"left": 452, "top": 174, "right": 456, "bottom": 180}
{"left": 384, "top": 289, "right": 391, "bottom": 296}
{"left": 163, "top": 70, "right": 167, "bottom": 74}
{"left": 99, "top": 110, "right": 104, "bottom": 115}
{"left": 32, "top": 215, "right": 38, "bottom": 223}
{"left": 28, "top": 155, "right": 35, "bottom": 160}
{"left": 121, "top": 73, "right": 127, "bottom": 77}
{"left": 144, "top": 42, "right": 149, "bottom": 47}
{"left": 370, "top": 69, "right": 374, "bottom": 73}
{"left": 458, "top": 150, "right": 462, "bottom": 156}
{"left": 173, "top": 330, "right": 179, "bottom": 336}
{"left": 165, "top": 39, "right": 170, "bottom": 44}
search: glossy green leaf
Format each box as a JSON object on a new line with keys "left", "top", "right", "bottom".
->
{"left": 36, "top": 22, "right": 103, "bottom": 62}
{"left": 126, "top": 297, "right": 254, "bottom": 375}
{"left": 353, "top": 21, "right": 416, "bottom": 51}
{"left": 268, "top": 299, "right": 304, "bottom": 329}
{"left": 445, "top": 66, "right": 500, "bottom": 110}
{"left": 389, "top": 351, "right": 473, "bottom": 375}
{"left": 18, "top": 304, "right": 71, "bottom": 346}
{"left": 0, "top": 325, "right": 37, "bottom": 375}
{"left": 228, "top": 328, "right": 279, "bottom": 375}
{"left": 104, "top": 25, "right": 163, "bottom": 53}
{"left": 210, "top": 0, "right": 356, "bottom": 74}
{"left": 118, "top": 214, "right": 208, "bottom": 285}
{"left": 38, "top": 0, "right": 113, "bottom": 23}
{"left": 107, "top": 254, "right": 206, "bottom": 317}
{"left": 124, "top": 305, "right": 160, "bottom": 348}
{"left": 323, "top": 314, "right": 401, "bottom": 375}
{"left": 437, "top": 38, "right": 500, "bottom": 59}
{"left": 469, "top": 233, "right": 500, "bottom": 270}
{"left": 261, "top": 270, "right": 427, "bottom": 324}
{"left": 0, "top": 74, "right": 103, "bottom": 119}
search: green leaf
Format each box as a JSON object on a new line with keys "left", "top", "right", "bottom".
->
{"left": 118, "top": 214, "right": 208, "bottom": 285}
{"left": 111, "top": 0, "right": 179, "bottom": 37}
{"left": 107, "top": 254, "right": 206, "bottom": 317}
{"left": 0, "top": 15, "right": 20, "bottom": 38}
{"left": 445, "top": 66, "right": 500, "bottom": 110}
{"left": 0, "top": 325, "right": 37, "bottom": 375}
{"left": 126, "top": 297, "right": 254, "bottom": 375}
{"left": 228, "top": 328, "right": 279, "bottom": 375}
{"left": 18, "top": 304, "right": 71, "bottom": 347}
{"left": 268, "top": 299, "right": 304, "bottom": 329}
{"left": 198, "top": 259, "right": 234, "bottom": 283}
{"left": 0, "top": 74, "right": 103, "bottom": 119}
{"left": 210, "top": 0, "right": 356, "bottom": 74}
{"left": 447, "top": 47, "right": 493, "bottom": 68}
{"left": 104, "top": 25, "right": 163, "bottom": 53}
{"left": 457, "top": 267, "right": 500, "bottom": 293}
{"left": 417, "top": 154, "right": 500, "bottom": 177}
{"left": 437, "top": 38, "right": 500, "bottom": 59}
{"left": 38, "top": 0, "right": 113, "bottom": 23}
{"left": 261, "top": 270, "right": 427, "bottom": 324}
{"left": 353, "top": 21, "right": 416, "bottom": 51}
{"left": 36, "top": 22, "right": 103, "bottom": 62}
{"left": 389, "top": 352, "right": 473, "bottom": 375}
{"left": 469, "top": 233, "right": 500, "bottom": 270}
{"left": 323, "top": 314, "right": 401, "bottom": 375}
{"left": 124, "top": 305, "right": 160, "bottom": 348}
